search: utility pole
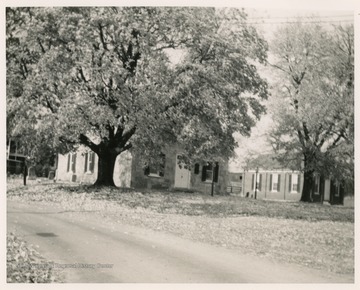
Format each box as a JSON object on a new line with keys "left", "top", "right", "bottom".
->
{"left": 254, "top": 167, "right": 259, "bottom": 199}
{"left": 211, "top": 162, "right": 214, "bottom": 197}
{"left": 23, "top": 159, "right": 28, "bottom": 186}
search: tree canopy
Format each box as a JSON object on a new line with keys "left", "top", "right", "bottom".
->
{"left": 268, "top": 20, "right": 354, "bottom": 201}
{"left": 7, "top": 7, "right": 269, "bottom": 186}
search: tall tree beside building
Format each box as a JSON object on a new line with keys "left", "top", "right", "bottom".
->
{"left": 268, "top": 21, "right": 354, "bottom": 202}
{"left": 7, "top": 7, "right": 269, "bottom": 186}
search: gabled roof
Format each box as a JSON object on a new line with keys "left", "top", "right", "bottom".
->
{"left": 244, "top": 153, "right": 301, "bottom": 171}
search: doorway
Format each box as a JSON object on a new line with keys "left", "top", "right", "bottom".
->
{"left": 174, "top": 155, "right": 191, "bottom": 189}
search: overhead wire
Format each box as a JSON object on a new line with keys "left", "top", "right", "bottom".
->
{"left": 247, "top": 20, "right": 353, "bottom": 25}
{"left": 244, "top": 14, "right": 353, "bottom": 25}
{"left": 246, "top": 14, "right": 353, "bottom": 20}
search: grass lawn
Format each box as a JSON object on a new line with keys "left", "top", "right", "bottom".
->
{"left": 7, "top": 180, "right": 354, "bottom": 276}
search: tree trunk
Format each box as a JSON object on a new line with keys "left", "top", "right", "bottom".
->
{"left": 94, "top": 152, "right": 118, "bottom": 186}
{"left": 300, "top": 169, "right": 314, "bottom": 202}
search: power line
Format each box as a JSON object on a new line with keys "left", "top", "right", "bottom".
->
{"left": 244, "top": 13, "right": 353, "bottom": 25}
{"left": 246, "top": 19, "right": 353, "bottom": 25}
{"left": 246, "top": 14, "right": 353, "bottom": 20}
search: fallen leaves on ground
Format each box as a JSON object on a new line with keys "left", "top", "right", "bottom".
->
{"left": 7, "top": 233, "right": 63, "bottom": 283}
{"left": 7, "top": 181, "right": 354, "bottom": 275}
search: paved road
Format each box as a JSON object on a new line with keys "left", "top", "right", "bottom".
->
{"left": 7, "top": 201, "right": 353, "bottom": 283}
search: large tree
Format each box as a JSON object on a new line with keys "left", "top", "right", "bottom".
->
{"left": 7, "top": 7, "right": 269, "bottom": 186}
{"left": 268, "top": 21, "right": 354, "bottom": 201}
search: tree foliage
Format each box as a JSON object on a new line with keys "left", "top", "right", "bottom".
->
{"left": 7, "top": 7, "right": 269, "bottom": 186}
{"left": 268, "top": 20, "right": 354, "bottom": 201}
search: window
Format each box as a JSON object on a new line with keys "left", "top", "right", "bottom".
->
{"left": 334, "top": 180, "right": 341, "bottom": 197}
{"left": 144, "top": 154, "right": 165, "bottom": 177}
{"left": 272, "top": 174, "right": 278, "bottom": 192}
{"left": 205, "top": 164, "right": 213, "bottom": 181}
{"left": 269, "top": 173, "right": 280, "bottom": 192}
{"left": 9, "top": 140, "right": 18, "bottom": 154}
{"left": 314, "top": 175, "right": 320, "bottom": 195}
{"left": 84, "top": 152, "right": 95, "bottom": 173}
{"left": 289, "top": 174, "right": 301, "bottom": 193}
{"left": 252, "top": 173, "right": 262, "bottom": 191}
{"left": 67, "top": 153, "right": 77, "bottom": 173}
{"left": 201, "top": 162, "right": 219, "bottom": 183}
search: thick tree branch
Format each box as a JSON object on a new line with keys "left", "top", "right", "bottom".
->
{"left": 297, "top": 129, "right": 305, "bottom": 148}
{"left": 292, "top": 70, "right": 306, "bottom": 85}
{"left": 314, "top": 124, "right": 323, "bottom": 144}
{"left": 106, "top": 123, "right": 115, "bottom": 139}
{"left": 95, "top": 92, "right": 118, "bottom": 112}
{"left": 44, "top": 95, "right": 55, "bottom": 113}
{"left": 79, "top": 67, "right": 89, "bottom": 83}
{"left": 19, "top": 61, "right": 28, "bottom": 79}
{"left": 153, "top": 38, "right": 192, "bottom": 51}
{"left": 302, "top": 122, "right": 310, "bottom": 142}
{"left": 21, "top": 58, "right": 28, "bottom": 75}
{"left": 267, "top": 61, "right": 289, "bottom": 74}
{"left": 117, "top": 142, "right": 132, "bottom": 153}
{"left": 37, "top": 38, "right": 46, "bottom": 53}
{"left": 331, "top": 134, "right": 343, "bottom": 147}
{"left": 98, "top": 23, "right": 109, "bottom": 51}
{"left": 79, "top": 134, "right": 99, "bottom": 153}
{"left": 119, "top": 125, "right": 136, "bottom": 144}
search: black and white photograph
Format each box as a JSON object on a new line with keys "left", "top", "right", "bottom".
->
{"left": 3, "top": 0, "right": 357, "bottom": 286}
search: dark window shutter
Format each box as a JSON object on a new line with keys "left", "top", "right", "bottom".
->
{"left": 330, "top": 179, "right": 335, "bottom": 197}
{"left": 194, "top": 163, "right": 200, "bottom": 174}
{"left": 90, "top": 152, "right": 95, "bottom": 173}
{"left": 297, "top": 174, "right": 301, "bottom": 193}
{"left": 84, "top": 153, "right": 88, "bottom": 172}
{"left": 213, "top": 163, "right": 219, "bottom": 183}
{"left": 320, "top": 176, "right": 324, "bottom": 196}
{"left": 251, "top": 174, "right": 255, "bottom": 190}
{"left": 201, "top": 165, "right": 207, "bottom": 181}
{"left": 277, "top": 174, "right": 281, "bottom": 192}
{"left": 159, "top": 153, "right": 165, "bottom": 176}
{"left": 67, "top": 154, "right": 71, "bottom": 172}
{"left": 340, "top": 183, "right": 345, "bottom": 197}
{"left": 74, "top": 153, "right": 77, "bottom": 173}
{"left": 72, "top": 153, "right": 77, "bottom": 173}
{"left": 313, "top": 175, "right": 316, "bottom": 193}
{"left": 288, "top": 174, "right": 292, "bottom": 192}
{"left": 259, "top": 174, "right": 262, "bottom": 191}
{"left": 269, "top": 174, "right": 272, "bottom": 191}
{"left": 159, "top": 164, "right": 164, "bottom": 177}
{"left": 144, "top": 165, "right": 150, "bottom": 176}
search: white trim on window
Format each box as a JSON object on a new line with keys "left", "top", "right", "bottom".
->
{"left": 290, "top": 174, "right": 299, "bottom": 193}
{"left": 145, "top": 153, "right": 165, "bottom": 178}
{"left": 84, "top": 152, "right": 95, "bottom": 174}
{"left": 205, "top": 164, "right": 214, "bottom": 182}
{"left": 252, "top": 173, "right": 260, "bottom": 190}
{"left": 148, "top": 173, "right": 162, "bottom": 178}
{"left": 67, "top": 153, "right": 76, "bottom": 173}
{"left": 271, "top": 173, "right": 278, "bottom": 192}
